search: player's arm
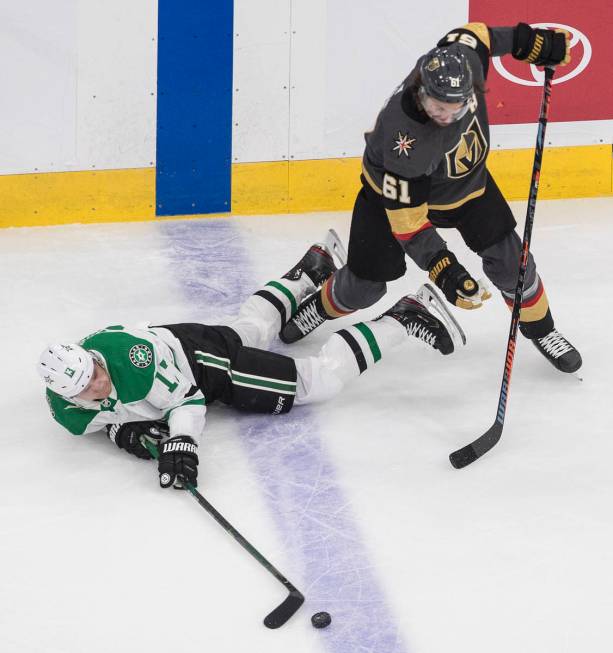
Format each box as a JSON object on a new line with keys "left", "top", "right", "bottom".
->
{"left": 45, "top": 389, "right": 110, "bottom": 435}
{"left": 143, "top": 349, "right": 205, "bottom": 489}
{"left": 380, "top": 169, "right": 445, "bottom": 267}
{"left": 381, "top": 170, "right": 488, "bottom": 310}
{"left": 438, "top": 23, "right": 570, "bottom": 74}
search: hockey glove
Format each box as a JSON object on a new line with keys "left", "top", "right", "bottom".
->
{"left": 106, "top": 421, "right": 168, "bottom": 460}
{"left": 513, "top": 23, "right": 570, "bottom": 67}
{"left": 428, "top": 250, "right": 488, "bottom": 310}
{"left": 158, "top": 435, "right": 199, "bottom": 489}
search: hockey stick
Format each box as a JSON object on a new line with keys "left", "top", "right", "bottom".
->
{"left": 449, "top": 66, "right": 555, "bottom": 470}
{"left": 144, "top": 440, "right": 304, "bottom": 628}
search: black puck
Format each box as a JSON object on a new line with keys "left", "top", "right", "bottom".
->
{"left": 311, "top": 611, "right": 332, "bottom": 629}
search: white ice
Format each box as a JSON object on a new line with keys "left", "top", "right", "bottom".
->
{"left": 1, "top": 196, "right": 612, "bottom": 653}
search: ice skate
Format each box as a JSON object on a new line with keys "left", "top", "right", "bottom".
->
{"left": 531, "top": 328, "right": 582, "bottom": 373}
{"left": 282, "top": 229, "right": 346, "bottom": 289}
{"left": 279, "top": 230, "right": 347, "bottom": 344}
{"left": 381, "top": 283, "right": 466, "bottom": 355}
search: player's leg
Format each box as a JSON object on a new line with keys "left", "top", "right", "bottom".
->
{"left": 459, "top": 173, "right": 581, "bottom": 373}
{"left": 480, "top": 232, "right": 581, "bottom": 372}
{"left": 293, "top": 289, "right": 460, "bottom": 405}
{"left": 228, "top": 237, "right": 338, "bottom": 350}
{"left": 227, "top": 288, "right": 461, "bottom": 414}
{"left": 280, "top": 179, "right": 406, "bottom": 344}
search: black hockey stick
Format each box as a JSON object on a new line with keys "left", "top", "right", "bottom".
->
{"left": 449, "top": 66, "right": 555, "bottom": 469}
{"left": 144, "top": 441, "right": 304, "bottom": 628}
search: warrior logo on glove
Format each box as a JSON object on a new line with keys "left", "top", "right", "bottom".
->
{"left": 158, "top": 435, "right": 199, "bottom": 489}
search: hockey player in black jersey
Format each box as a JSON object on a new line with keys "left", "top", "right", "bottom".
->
{"left": 38, "top": 232, "right": 464, "bottom": 489}
{"left": 280, "top": 22, "right": 581, "bottom": 374}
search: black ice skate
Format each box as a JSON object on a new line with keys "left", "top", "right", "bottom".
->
{"left": 531, "top": 329, "right": 582, "bottom": 373}
{"left": 279, "top": 290, "right": 328, "bottom": 344}
{"left": 381, "top": 284, "right": 466, "bottom": 356}
{"left": 280, "top": 230, "right": 348, "bottom": 344}
{"left": 282, "top": 229, "right": 346, "bottom": 288}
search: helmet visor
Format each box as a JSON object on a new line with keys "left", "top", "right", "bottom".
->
{"left": 418, "top": 86, "right": 471, "bottom": 124}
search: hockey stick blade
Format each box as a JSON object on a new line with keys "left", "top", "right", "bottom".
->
{"left": 263, "top": 589, "right": 305, "bottom": 629}
{"left": 449, "top": 421, "right": 503, "bottom": 469}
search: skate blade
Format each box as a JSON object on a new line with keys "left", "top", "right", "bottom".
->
{"left": 324, "top": 228, "right": 348, "bottom": 267}
{"left": 416, "top": 283, "right": 467, "bottom": 347}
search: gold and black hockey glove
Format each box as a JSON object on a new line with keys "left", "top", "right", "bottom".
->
{"left": 512, "top": 23, "right": 571, "bottom": 67}
{"left": 428, "top": 250, "right": 483, "bottom": 310}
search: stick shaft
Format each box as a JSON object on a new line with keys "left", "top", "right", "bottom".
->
{"left": 494, "top": 66, "right": 554, "bottom": 427}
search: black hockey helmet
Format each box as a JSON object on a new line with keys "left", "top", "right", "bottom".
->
{"left": 418, "top": 44, "right": 474, "bottom": 104}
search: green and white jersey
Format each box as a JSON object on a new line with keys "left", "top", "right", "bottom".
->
{"left": 45, "top": 326, "right": 206, "bottom": 441}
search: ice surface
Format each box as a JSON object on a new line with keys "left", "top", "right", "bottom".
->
{"left": 1, "top": 197, "right": 611, "bottom": 653}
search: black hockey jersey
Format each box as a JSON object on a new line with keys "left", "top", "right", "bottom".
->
{"left": 362, "top": 23, "right": 515, "bottom": 245}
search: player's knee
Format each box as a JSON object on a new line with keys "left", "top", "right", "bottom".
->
{"left": 480, "top": 234, "right": 536, "bottom": 292}
{"left": 334, "top": 266, "right": 387, "bottom": 309}
{"left": 294, "top": 356, "right": 344, "bottom": 405}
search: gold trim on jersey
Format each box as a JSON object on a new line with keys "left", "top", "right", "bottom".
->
{"left": 385, "top": 203, "right": 429, "bottom": 234}
{"left": 462, "top": 23, "right": 491, "bottom": 50}
{"left": 445, "top": 116, "right": 488, "bottom": 179}
{"left": 361, "top": 162, "right": 382, "bottom": 195}
{"left": 428, "top": 186, "right": 485, "bottom": 211}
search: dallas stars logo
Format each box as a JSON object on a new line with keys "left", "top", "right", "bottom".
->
{"left": 129, "top": 344, "right": 153, "bottom": 368}
{"left": 392, "top": 132, "right": 416, "bottom": 157}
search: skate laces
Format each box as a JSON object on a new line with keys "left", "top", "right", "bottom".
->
{"left": 293, "top": 300, "right": 325, "bottom": 335}
{"left": 406, "top": 320, "right": 437, "bottom": 348}
{"left": 537, "top": 329, "right": 573, "bottom": 359}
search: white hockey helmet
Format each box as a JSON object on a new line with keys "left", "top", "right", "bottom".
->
{"left": 38, "top": 343, "right": 94, "bottom": 398}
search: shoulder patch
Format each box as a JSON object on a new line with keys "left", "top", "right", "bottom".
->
{"left": 81, "top": 329, "right": 156, "bottom": 403}
{"left": 129, "top": 344, "right": 153, "bottom": 368}
{"left": 392, "top": 131, "right": 417, "bottom": 157}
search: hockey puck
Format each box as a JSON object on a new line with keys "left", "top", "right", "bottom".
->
{"left": 311, "top": 611, "right": 332, "bottom": 629}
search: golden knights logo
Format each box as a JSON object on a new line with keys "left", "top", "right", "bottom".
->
{"left": 445, "top": 116, "right": 488, "bottom": 179}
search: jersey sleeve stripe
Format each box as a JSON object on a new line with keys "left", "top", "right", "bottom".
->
{"left": 462, "top": 22, "right": 491, "bottom": 50}
{"left": 386, "top": 203, "right": 430, "bottom": 240}
{"left": 361, "top": 163, "right": 382, "bottom": 194}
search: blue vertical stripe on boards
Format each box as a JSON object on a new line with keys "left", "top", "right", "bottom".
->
{"left": 156, "top": 1, "right": 234, "bottom": 215}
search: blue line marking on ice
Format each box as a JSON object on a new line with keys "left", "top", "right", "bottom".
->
{"left": 159, "top": 219, "right": 409, "bottom": 652}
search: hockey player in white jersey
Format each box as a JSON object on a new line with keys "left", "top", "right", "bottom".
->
{"left": 38, "top": 232, "right": 465, "bottom": 490}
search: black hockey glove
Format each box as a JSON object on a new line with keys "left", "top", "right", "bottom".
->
{"left": 428, "top": 250, "right": 481, "bottom": 310}
{"left": 106, "top": 421, "right": 168, "bottom": 460}
{"left": 512, "top": 23, "right": 570, "bottom": 67}
{"left": 158, "top": 436, "right": 199, "bottom": 489}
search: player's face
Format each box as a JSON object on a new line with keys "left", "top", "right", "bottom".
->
{"left": 77, "top": 360, "right": 112, "bottom": 401}
{"left": 420, "top": 95, "right": 467, "bottom": 127}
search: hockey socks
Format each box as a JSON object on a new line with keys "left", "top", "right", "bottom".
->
{"left": 229, "top": 276, "right": 312, "bottom": 350}
{"left": 293, "top": 317, "right": 406, "bottom": 405}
